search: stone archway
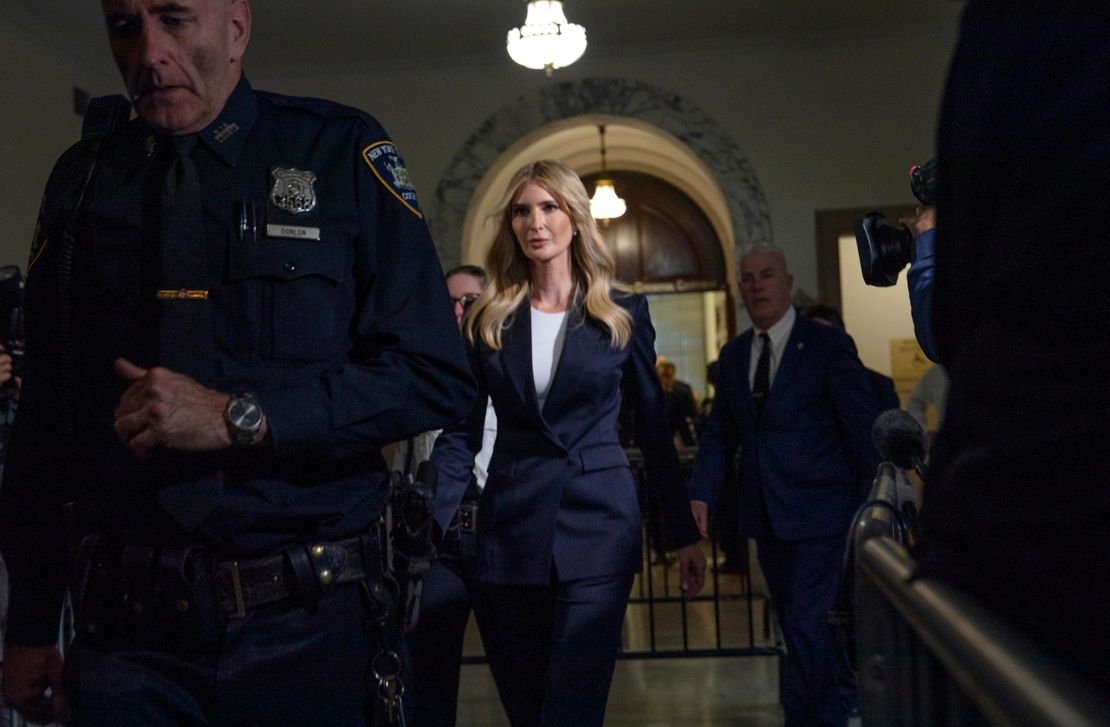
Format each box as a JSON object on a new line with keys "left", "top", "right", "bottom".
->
{"left": 429, "top": 77, "right": 772, "bottom": 273}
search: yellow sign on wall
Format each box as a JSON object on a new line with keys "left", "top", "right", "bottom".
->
{"left": 890, "top": 337, "right": 932, "bottom": 380}
{"left": 890, "top": 337, "right": 933, "bottom": 405}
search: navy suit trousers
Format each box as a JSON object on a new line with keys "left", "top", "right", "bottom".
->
{"left": 409, "top": 531, "right": 480, "bottom": 727}
{"left": 472, "top": 573, "right": 635, "bottom": 727}
{"left": 757, "top": 534, "right": 847, "bottom": 727}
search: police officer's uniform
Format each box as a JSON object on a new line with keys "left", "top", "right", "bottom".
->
{"left": 0, "top": 77, "right": 474, "bottom": 725}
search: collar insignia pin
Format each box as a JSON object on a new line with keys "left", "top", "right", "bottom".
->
{"left": 213, "top": 122, "right": 240, "bottom": 143}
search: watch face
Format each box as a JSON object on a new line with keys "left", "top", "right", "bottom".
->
{"left": 229, "top": 397, "right": 262, "bottom": 431}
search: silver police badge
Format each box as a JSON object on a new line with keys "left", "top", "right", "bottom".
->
{"left": 269, "top": 168, "right": 317, "bottom": 214}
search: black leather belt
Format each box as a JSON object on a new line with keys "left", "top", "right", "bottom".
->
{"left": 215, "top": 537, "right": 367, "bottom": 618}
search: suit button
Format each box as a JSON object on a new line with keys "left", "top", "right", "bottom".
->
{"left": 283, "top": 261, "right": 297, "bottom": 273}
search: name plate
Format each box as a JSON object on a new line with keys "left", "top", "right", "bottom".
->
{"left": 266, "top": 224, "right": 321, "bottom": 241}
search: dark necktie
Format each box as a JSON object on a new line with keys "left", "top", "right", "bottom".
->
{"left": 155, "top": 134, "right": 220, "bottom": 531}
{"left": 752, "top": 332, "right": 771, "bottom": 417}
{"left": 158, "top": 134, "right": 214, "bottom": 383}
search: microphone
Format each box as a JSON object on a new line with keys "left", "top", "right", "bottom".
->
{"left": 871, "top": 409, "right": 929, "bottom": 479}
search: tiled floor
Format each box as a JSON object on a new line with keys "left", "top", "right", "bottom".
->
{"left": 456, "top": 657, "right": 783, "bottom": 726}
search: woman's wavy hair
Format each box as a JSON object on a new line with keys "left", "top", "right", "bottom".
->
{"left": 464, "top": 159, "right": 631, "bottom": 350}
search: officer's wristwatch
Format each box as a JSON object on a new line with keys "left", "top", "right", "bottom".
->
{"left": 224, "top": 394, "right": 263, "bottom": 447}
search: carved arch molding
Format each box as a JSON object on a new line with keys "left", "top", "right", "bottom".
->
{"left": 429, "top": 77, "right": 773, "bottom": 271}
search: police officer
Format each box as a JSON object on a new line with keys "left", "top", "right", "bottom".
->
{"left": 0, "top": 1, "right": 474, "bottom": 725}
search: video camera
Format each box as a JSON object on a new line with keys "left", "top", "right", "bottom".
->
{"left": 854, "top": 159, "right": 936, "bottom": 286}
{"left": 0, "top": 265, "right": 25, "bottom": 379}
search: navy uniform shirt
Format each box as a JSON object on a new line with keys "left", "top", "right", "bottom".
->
{"left": 0, "top": 77, "right": 475, "bottom": 644}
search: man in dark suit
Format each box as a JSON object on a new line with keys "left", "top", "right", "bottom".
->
{"left": 805, "top": 304, "right": 901, "bottom": 412}
{"left": 656, "top": 358, "right": 699, "bottom": 447}
{"left": 690, "top": 243, "right": 879, "bottom": 727}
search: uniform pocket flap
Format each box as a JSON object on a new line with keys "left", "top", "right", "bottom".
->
{"left": 579, "top": 443, "right": 629, "bottom": 473}
{"left": 229, "top": 239, "right": 346, "bottom": 283}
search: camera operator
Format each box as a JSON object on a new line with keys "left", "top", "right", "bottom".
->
{"left": 899, "top": 206, "right": 937, "bottom": 362}
{"left": 854, "top": 160, "right": 939, "bottom": 362}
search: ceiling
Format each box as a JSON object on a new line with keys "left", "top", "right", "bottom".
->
{"left": 5, "top": 1, "right": 965, "bottom": 77}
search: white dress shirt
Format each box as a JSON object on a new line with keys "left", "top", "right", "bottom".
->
{"left": 747, "top": 305, "right": 797, "bottom": 390}
{"left": 531, "top": 307, "right": 569, "bottom": 411}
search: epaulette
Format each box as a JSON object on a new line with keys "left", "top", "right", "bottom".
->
{"left": 256, "top": 91, "right": 379, "bottom": 126}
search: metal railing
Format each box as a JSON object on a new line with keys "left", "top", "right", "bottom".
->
{"left": 853, "top": 463, "right": 1110, "bottom": 726}
{"left": 623, "top": 447, "right": 781, "bottom": 662}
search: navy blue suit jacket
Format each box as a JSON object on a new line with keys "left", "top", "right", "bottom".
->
{"left": 691, "top": 314, "right": 879, "bottom": 541}
{"left": 433, "top": 293, "right": 701, "bottom": 585}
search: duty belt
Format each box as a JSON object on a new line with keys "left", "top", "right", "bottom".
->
{"left": 216, "top": 537, "right": 367, "bottom": 618}
{"left": 445, "top": 498, "right": 480, "bottom": 544}
{"left": 457, "top": 503, "right": 478, "bottom": 534}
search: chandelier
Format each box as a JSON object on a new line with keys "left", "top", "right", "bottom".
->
{"left": 506, "top": 1, "right": 587, "bottom": 78}
{"left": 589, "top": 124, "right": 626, "bottom": 221}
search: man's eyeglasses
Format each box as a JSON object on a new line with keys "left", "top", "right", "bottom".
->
{"left": 451, "top": 293, "right": 481, "bottom": 308}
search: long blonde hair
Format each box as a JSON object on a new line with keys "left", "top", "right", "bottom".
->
{"left": 464, "top": 160, "right": 631, "bottom": 350}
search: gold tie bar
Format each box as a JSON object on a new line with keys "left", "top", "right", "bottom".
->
{"left": 156, "top": 289, "right": 209, "bottom": 300}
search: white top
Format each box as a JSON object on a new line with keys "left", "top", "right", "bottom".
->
{"left": 472, "top": 399, "right": 498, "bottom": 490}
{"left": 531, "top": 306, "right": 569, "bottom": 411}
{"left": 390, "top": 399, "right": 498, "bottom": 491}
{"left": 748, "top": 305, "right": 796, "bottom": 390}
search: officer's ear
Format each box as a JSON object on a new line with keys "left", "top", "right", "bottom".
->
{"left": 228, "top": 0, "right": 251, "bottom": 63}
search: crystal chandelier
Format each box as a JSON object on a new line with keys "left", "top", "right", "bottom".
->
{"left": 506, "top": 1, "right": 587, "bottom": 78}
{"left": 589, "top": 125, "right": 626, "bottom": 221}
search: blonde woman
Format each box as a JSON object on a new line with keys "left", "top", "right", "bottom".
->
{"left": 430, "top": 160, "right": 705, "bottom": 726}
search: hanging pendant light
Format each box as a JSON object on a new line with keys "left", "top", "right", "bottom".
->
{"left": 507, "top": 1, "right": 588, "bottom": 78}
{"left": 590, "top": 124, "right": 626, "bottom": 221}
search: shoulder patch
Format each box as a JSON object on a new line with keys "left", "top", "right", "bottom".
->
{"left": 361, "top": 141, "right": 422, "bottom": 218}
